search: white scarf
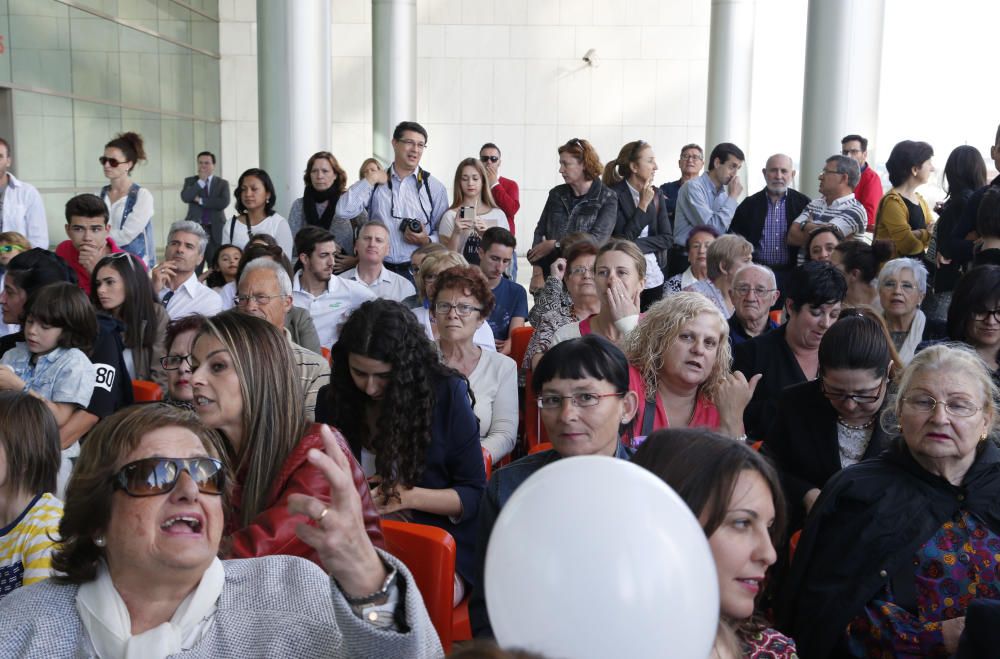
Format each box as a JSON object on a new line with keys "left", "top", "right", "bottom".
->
{"left": 75, "top": 558, "right": 225, "bottom": 659}
{"left": 899, "top": 309, "right": 927, "bottom": 366}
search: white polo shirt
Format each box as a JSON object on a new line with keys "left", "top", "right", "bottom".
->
{"left": 339, "top": 266, "right": 416, "bottom": 304}
{"left": 159, "top": 272, "right": 223, "bottom": 320}
{"left": 292, "top": 271, "right": 376, "bottom": 348}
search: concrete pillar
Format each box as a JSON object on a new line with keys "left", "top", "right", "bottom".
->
{"left": 256, "top": 0, "right": 332, "bottom": 217}
{"left": 799, "top": 0, "right": 886, "bottom": 197}
{"left": 372, "top": 0, "right": 416, "bottom": 164}
{"left": 705, "top": 0, "right": 755, "bottom": 167}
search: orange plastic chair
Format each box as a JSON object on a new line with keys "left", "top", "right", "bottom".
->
{"left": 769, "top": 309, "right": 784, "bottom": 326}
{"left": 509, "top": 326, "right": 533, "bottom": 369}
{"left": 481, "top": 446, "right": 493, "bottom": 481}
{"left": 321, "top": 346, "right": 332, "bottom": 363}
{"left": 789, "top": 529, "right": 802, "bottom": 561}
{"left": 132, "top": 380, "right": 164, "bottom": 402}
{"left": 381, "top": 520, "right": 458, "bottom": 653}
{"left": 522, "top": 372, "right": 551, "bottom": 451}
{"left": 529, "top": 441, "right": 553, "bottom": 455}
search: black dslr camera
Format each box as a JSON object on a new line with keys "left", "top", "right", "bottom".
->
{"left": 399, "top": 218, "right": 423, "bottom": 234}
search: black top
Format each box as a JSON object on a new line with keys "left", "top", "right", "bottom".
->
{"left": 777, "top": 439, "right": 1000, "bottom": 659}
{"left": 902, "top": 196, "right": 927, "bottom": 231}
{"left": 732, "top": 324, "right": 806, "bottom": 440}
{"left": 609, "top": 179, "right": 674, "bottom": 268}
{"left": 729, "top": 188, "right": 812, "bottom": 269}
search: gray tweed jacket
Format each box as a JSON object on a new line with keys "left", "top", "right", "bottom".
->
{"left": 0, "top": 551, "right": 443, "bottom": 658}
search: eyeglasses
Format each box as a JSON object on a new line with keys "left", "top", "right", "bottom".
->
{"left": 99, "top": 156, "right": 128, "bottom": 167}
{"left": 160, "top": 353, "right": 191, "bottom": 370}
{"left": 396, "top": 138, "right": 427, "bottom": 151}
{"left": 0, "top": 244, "right": 24, "bottom": 253}
{"left": 880, "top": 279, "right": 917, "bottom": 292}
{"left": 480, "top": 155, "right": 500, "bottom": 163}
{"left": 902, "top": 395, "right": 981, "bottom": 418}
{"left": 820, "top": 376, "right": 886, "bottom": 404}
{"left": 112, "top": 457, "right": 225, "bottom": 497}
{"left": 434, "top": 302, "right": 483, "bottom": 317}
{"left": 819, "top": 168, "right": 843, "bottom": 177}
{"left": 733, "top": 285, "right": 776, "bottom": 298}
{"left": 973, "top": 309, "right": 1000, "bottom": 323}
{"left": 568, "top": 266, "right": 595, "bottom": 278}
{"left": 841, "top": 149, "right": 863, "bottom": 156}
{"left": 234, "top": 293, "right": 286, "bottom": 306}
{"left": 680, "top": 154, "right": 704, "bottom": 162}
{"left": 538, "top": 392, "right": 624, "bottom": 409}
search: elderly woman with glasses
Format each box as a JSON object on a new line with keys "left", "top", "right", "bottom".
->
{"left": 764, "top": 307, "right": 901, "bottom": 529}
{"left": 780, "top": 344, "right": 1000, "bottom": 659}
{"left": 410, "top": 250, "right": 495, "bottom": 351}
{"left": 0, "top": 403, "right": 441, "bottom": 657}
{"left": 433, "top": 266, "right": 517, "bottom": 464}
{"left": 878, "top": 258, "right": 946, "bottom": 365}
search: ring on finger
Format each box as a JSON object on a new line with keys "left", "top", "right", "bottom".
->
{"left": 315, "top": 507, "right": 329, "bottom": 522}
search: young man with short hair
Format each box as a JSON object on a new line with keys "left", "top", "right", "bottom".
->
{"left": 292, "top": 226, "right": 375, "bottom": 348}
{"left": 673, "top": 142, "right": 745, "bottom": 244}
{"left": 479, "top": 142, "right": 519, "bottom": 233}
{"left": 478, "top": 227, "right": 527, "bottom": 355}
{"left": 840, "top": 134, "right": 882, "bottom": 232}
{"left": 55, "top": 194, "right": 131, "bottom": 294}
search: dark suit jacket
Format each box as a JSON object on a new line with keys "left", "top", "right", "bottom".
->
{"left": 609, "top": 179, "right": 674, "bottom": 270}
{"left": 763, "top": 378, "right": 891, "bottom": 529}
{"left": 181, "top": 175, "right": 231, "bottom": 247}
{"left": 729, "top": 188, "right": 811, "bottom": 267}
{"left": 732, "top": 324, "right": 804, "bottom": 440}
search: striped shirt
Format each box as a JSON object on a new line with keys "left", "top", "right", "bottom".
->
{"left": 334, "top": 165, "right": 449, "bottom": 265}
{"left": 0, "top": 493, "right": 62, "bottom": 598}
{"left": 793, "top": 193, "right": 867, "bottom": 264}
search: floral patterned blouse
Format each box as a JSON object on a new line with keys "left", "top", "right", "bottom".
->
{"left": 846, "top": 510, "right": 1000, "bottom": 657}
{"left": 744, "top": 627, "right": 798, "bottom": 658}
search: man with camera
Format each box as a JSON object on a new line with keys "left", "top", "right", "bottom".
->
{"left": 335, "top": 121, "right": 448, "bottom": 283}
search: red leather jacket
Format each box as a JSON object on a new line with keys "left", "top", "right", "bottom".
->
{"left": 226, "top": 424, "right": 385, "bottom": 565}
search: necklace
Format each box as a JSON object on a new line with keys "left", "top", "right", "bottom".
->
{"left": 837, "top": 416, "right": 875, "bottom": 430}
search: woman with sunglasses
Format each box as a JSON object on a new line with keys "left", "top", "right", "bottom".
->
{"left": 0, "top": 403, "right": 441, "bottom": 657}
{"left": 0, "top": 231, "right": 29, "bottom": 337}
{"left": 90, "top": 251, "right": 168, "bottom": 386}
{"left": 188, "top": 310, "right": 384, "bottom": 564}
{"left": 764, "top": 306, "right": 901, "bottom": 530}
{"left": 228, "top": 168, "right": 294, "bottom": 260}
{"left": 100, "top": 132, "right": 156, "bottom": 267}
{"left": 317, "top": 298, "right": 486, "bottom": 605}
{"left": 780, "top": 344, "right": 1000, "bottom": 659}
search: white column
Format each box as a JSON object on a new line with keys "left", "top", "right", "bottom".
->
{"left": 372, "top": 0, "right": 416, "bottom": 164}
{"left": 705, "top": 0, "right": 755, "bottom": 160}
{"left": 256, "top": 0, "right": 332, "bottom": 217}
{"left": 799, "top": 0, "right": 885, "bottom": 197}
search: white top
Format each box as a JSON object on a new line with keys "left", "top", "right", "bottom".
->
{"left": 159, "top": 272, "right": 223, "bottom": 320}
{"left": 437, "top": 207, "right": 509, "bottom": 254}
{"left": 217, "top": 280, "right": 236, "bottom": 310}
{"left": 226, "top": 213, "right": 294, "bottom": 261}
{"left": 339, "top": 266, "right": 416, "bottom": 304}
{"left": 104, "top": 186, "right": 154, "bottom": 250}
{"left": 291, "top": 270, "right": 376, "bottom": 348}
{"left": 550, "top": 315, "right": 640, "bottom": 348}
{"left": 1, "top": 173, "right": 48, "bottom": 248}
{"left": 411, "top": 306, "right": 496, "bottom": 353}
{"left": 465, "top": 348, "right": 519, "bottom": 462}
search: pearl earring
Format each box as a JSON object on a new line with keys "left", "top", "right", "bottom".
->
{"left": 94, "top": 536, "right": 106, "bottom": 547}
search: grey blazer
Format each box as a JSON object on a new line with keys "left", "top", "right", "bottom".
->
{"left": 0, "top": 552, "right": 443, "bottom": 658}
{"left": 181, "top": 175, "right": 232, "bottom": 247}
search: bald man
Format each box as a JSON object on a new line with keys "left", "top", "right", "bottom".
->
{"left": 729, "top": 154, "right": 812, "bottom": 298}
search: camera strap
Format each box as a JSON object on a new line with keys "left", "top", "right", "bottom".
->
{"left": 372, "top": 165, "right": 435, "bottom": 229}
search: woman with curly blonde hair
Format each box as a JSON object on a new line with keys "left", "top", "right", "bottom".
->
{"left": 624, "top": 292, "right": 759, "bottom": 442}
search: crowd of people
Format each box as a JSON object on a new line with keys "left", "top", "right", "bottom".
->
{"left": 2, "top": 118, "right": 1000, "bottom": 658}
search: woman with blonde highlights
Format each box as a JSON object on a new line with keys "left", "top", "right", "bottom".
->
{"left": 438, "top": 158, "right": 507, "bottom": 263}
{"left": 624, "top": 292, "right": 758, "bottom": 440}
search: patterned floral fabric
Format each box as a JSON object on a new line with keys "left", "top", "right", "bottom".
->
{"left": 846, "top": 510, "right": 1000, "bottom": 657}
{"left": 743, "top": 626, "right": 798, "bottom": 658}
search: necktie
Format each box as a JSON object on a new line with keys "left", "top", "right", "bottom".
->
{"left": 162, "top": 290, "right": 175, "bottom": 307}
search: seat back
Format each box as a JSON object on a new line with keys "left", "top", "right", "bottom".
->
{"left": 481, "top": 446, "right": 493, "bottom": 481}
{"left": 381, "top": 520, "right": 457, "bottom": 652}
{"left": 523, "top": 372, "right": 550, "bottom": 449}
{"left": 132, "top": 380, "right": 164, "bottom": 402}
{"left": 509, "top": 325, "right": 533, "bottom": 369}
{"left": 528, "top": 441, "right": 553, "bottom": 455}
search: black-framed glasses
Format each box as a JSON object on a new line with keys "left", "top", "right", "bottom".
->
{"left": 112, "top": 457, "right": 225, "bottom": 497}
{"left": 434, "top": 302, "right": 483, "bottom": 317}
{"left": 537, "top": 392, "right": 624, "bottom": 409}
{"left": 99, "top": 156, "right": 128, "bottom": 167}
{"left": 733, "top": 285, "right": 776, "bottom": 298}
{"left": 159, "top": 354, "right": 191, "bottom": 370}
{"left": 234, "top": 293, "right": 286, "bottom": 306}
{"left": 973, "top": 308, "right": 1000, "bottom": 323}
{"left": 820, "top": 375, "right": 886, "bottom": 404}
{"left": 480, "top": 155, "right": 500, "bottom": 163}
{"left": 902, "top": 395, "right": 981, "bottom": 418}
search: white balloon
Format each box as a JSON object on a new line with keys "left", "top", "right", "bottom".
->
{"left": 485, "top": 456, "right": 719, "bottom": 659}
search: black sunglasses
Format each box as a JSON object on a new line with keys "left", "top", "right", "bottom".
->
{"left": 112, "top": 457, "right": 225, "bottom": 497}
{"left": 99, "top": 156, "right": 128, "bottom": 168}
{"left": 480, "top": 155, "right": 500, "bottom": 163}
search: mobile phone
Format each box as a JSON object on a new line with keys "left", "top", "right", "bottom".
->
{"left": 460, "top": 205, "right": 475, "bottom": 222}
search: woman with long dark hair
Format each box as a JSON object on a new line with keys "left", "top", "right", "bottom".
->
{"left": 933, "top": 145, "right": 988, "bottom": 297}
{"left": 228, "top": 168, "right": 294, "bottom": 259}
{"left": 287, "top": 151, "right": 353, "bottom": 257}
{"left": 90, "top": 252, "right": 167, "bottom": 386}
{"left": 317, "top": 299, "right": 486, "bottom": 603}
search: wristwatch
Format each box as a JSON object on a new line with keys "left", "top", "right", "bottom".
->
{"left": 339, "top": 563, "right": 398, "bottom": 607}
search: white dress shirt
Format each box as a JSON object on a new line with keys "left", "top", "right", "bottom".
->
{"left": 291, "top": 271, "right": 376, "bottom": 348}
{"left": 1, "top": 173, "right": 48, "bottom": 248}
{"left": 159, "top": 272, "right": 224, "bottom": 320}
{"left": 339, "top": 266, "right": 416, "bottom": 303}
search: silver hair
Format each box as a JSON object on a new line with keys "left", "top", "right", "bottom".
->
{"left": 732, "top": 262, "right": 777, "bottom": 289}
{"left": 878, "top": 257, "right": 928, "bottom": 294}
{"left": 167, "top": 220, "right": 209, "bottom": 255}
{"left": 239, "top": 256, "right": 292, "bottom": 297}
{"left": 826, "top": 155, "right": 861, "bottom": 189}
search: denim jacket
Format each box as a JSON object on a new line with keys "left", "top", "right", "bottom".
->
{"left": 0, "top": 345, "right": 96, "bottom": 408}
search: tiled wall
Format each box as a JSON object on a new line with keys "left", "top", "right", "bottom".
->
{"left": 217, "top": 0, "right": 712, "bottom": 239}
